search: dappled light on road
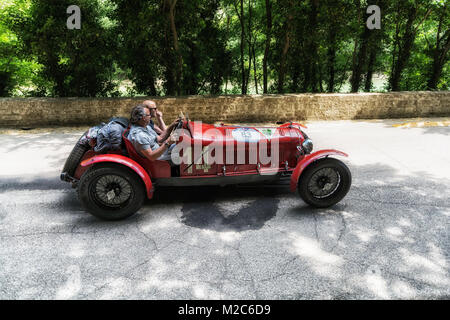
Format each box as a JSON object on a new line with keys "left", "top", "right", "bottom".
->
{"left": 288, "top": 233, "right": 344, "bottom": 278}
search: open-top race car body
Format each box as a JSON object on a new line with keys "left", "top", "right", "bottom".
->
{"left": 61, "top": 118, "right": 351, "bottom": 220}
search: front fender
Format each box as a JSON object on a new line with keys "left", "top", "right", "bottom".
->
{"left": 290, "top": 149, "right": 349, "bottom": 192}
{"left": 279, "top": 122, "right": 308, "bottom": 129}
{"left": 81, "top": 154, "right": 154, "bottom": 199}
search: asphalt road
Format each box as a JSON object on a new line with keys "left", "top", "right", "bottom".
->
{"left": 0, "top": 119, "right": 449, "bottom": 300}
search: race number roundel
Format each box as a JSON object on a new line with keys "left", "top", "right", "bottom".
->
{"left": 231, "top": 128, "right": 261, "bottom": 142}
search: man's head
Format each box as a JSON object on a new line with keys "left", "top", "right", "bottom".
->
{"left": 130, "top": 104, "right": 151, "bottom": 127}
{"left": 143, "top": 100, "right": 158, "bottom": 118}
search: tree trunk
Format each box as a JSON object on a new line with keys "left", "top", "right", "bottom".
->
{"left": 352, "top": 0, "right": 386, "bottom": 92}
{"left": 309, "top": 0, "right": 319, "bottom": 93}
{"left": 389, "top": 7, "right": 417, "bottom": 91}
{"left": 364, "top": 50, "right": 376, "bottom": 91}
{"left": 290, "top": 63, "right": 300, "bottom": 92}
{"left": 302, "top": 0, "right": 320, "bottom": 92}
{"left": 427, "top": 5, "right": 449, "bottom": 90}
{"left": 390, "top": 2, "right": 401, "bottom": 88}
{"left": 350, "top": 0, "right": 362, "bottom": 92}
{"left": 148, "top": 75, "right": 157, "bottom": 96}
{"left": 363, "top": 0, "right": 385, "bottom": 92}
{"left": 337, "top": 56, "right": 352, "bottom": 92}
{"left": 246, "top": 0, "right": 253, "bottom": 93}
{"left": 278, "top": 1, "right": 294, "bottom": 93}
{"left": 318, "top": 63, "right": 324, "bottom": 92}
{"left": 263, "top": 0, "right": 272, "bottom": 93}
{"left": 389, "top": 5, "right": 431, "bottom": 91}
{"left": 350, "top": 27, "right": 371, "bottom": 92}
{"left": 166, "top": 0, "right": 182, "bottom": 96}
{"left": 326, "top": 27, "right": 337, "bottom": 92}
{"left": 278, "top": 19, "right": 291, "bottom": 93}
{"left": 237, "top": 0, "right": 247, "bottom": 94}
{"left": 427, "top": 31, "right": 450, "bottom": 89}
{"left": 253, "top": 44, "right": 258, "bottom": 94}
{"left": 225, "top": 14, "right": 231, "bottom": 94}
{"left": 186, "top": 41, "right": 199, "bottom": 95}
{"left": 163, "top": 16, "right": 176, "bottom": 96}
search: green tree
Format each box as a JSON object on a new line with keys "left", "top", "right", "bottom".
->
{"left": 388, "top": 0, "right": 433, "bottom": 91}
{"left": 112, "top": 0, "right": 231, "bottom": 96}
{"left": 1, "top": 0, "right": 448, "bottom": 97}
{"left": 0, "top": 0, "right": 44, "bottom": 96}
{"left": 9, "top": 0, "right": 118, "bottom": 97}
{"left": 0, "top": 19, "right": 19, "bottom": 96}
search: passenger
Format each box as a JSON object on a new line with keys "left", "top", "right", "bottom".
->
{"left": 142, "top": 100, "right": 167, "bottom": 136}
{"left": 128, "top": 104, "right": 179, "bottom": 161}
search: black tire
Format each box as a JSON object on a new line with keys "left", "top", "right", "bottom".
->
{"left": 77, "top": 164, "right": 146, "bottom": 221}
{"left": 298, "top": 157, "right": 351, "bottom": 208}
{"left": 61, "top": 131, "right": 90, "bottom": 177}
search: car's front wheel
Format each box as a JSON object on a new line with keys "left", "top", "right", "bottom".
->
{"left": 78, "top": 164, "right": 146, "bottom": 220}
{"left": 298, "top": 158, "right": 351, "bottom": 208}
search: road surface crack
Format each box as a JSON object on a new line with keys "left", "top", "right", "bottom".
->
{"left": 134, "top": 217, "right": 159, "bottom": 251}
{"left": 313, "top": 214, "right": 320, "bottom": 243}
{"left": 234, "top": 241, "right": 259, "bottom": 299}
{"left": 330, "top": 212, "right": 347, "bottom": 253}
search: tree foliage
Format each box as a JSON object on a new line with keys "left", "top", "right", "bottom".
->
{"left": 0, "top": 0, "right": 448, "bottom": 97}
{"left": 5, "top": 0, "right": 118, "bottom": 97}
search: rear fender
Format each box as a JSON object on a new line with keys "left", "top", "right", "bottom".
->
{"left": 81, "top": 154, "right": 154, "bottom": 199}
{"left": 290, "top": 149, "right": 348, "bottom": 192}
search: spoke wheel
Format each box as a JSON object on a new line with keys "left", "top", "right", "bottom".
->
{"left": 307, "top": 167, "right": 341, "bottom": 199}
{"left": 92, "top": 174, "right": 133, "bottom": 208}
{"left": 298, "top": 158, "right": 351, "bottom": 208}
{"left": 78, "top": 164, "right": 146, "bottom": 220}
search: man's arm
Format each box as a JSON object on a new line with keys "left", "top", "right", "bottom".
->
{"left": 156, "top": 111, "right": 167, "bottom": 131}
{"left": 156, "top": 119, "right": 180, "bottom": 144}
{"left": 132, "top": 127, "right": 172, "bottom": 160}
{"left": 153, "top": 125, "right": 163, "bottom": 135}
{"left": 139, "top": 142, "right": 172, "bottom": 161}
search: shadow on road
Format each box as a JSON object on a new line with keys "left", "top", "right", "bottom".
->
{"left": 420, "top": 126, "right": 450, "bottom": 136}
{"left": 0, "top": 176, "right": 69, "bottom": 191}
{"left": 180, "top": 196, "right": 279, "bottom": 232}
{"left": 152, "top": 183, "right": 288, "bottom": 232}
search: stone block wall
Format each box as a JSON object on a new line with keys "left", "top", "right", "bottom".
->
{"left": 0, "top": 91, "right": 449, "bottom": 127}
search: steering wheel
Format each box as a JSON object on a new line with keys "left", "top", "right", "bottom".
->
{"left": 173, "top": 113, "right": 192, "bottom": 137}
{"left": 184, "top": 113, "right": 193, "bottom": 136}
{"left": 176, "top": 118, "right": 183, "bottom": 130}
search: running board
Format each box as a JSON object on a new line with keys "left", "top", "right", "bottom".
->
{"left": 153, "top": 173, "right": 291, "bottom": 187}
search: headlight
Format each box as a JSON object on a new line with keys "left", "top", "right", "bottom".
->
{"left": 302, "top": 138, "right": 313, "bottom": 154}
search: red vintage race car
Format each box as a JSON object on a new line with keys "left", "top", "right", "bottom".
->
{"left": 61, "top": 118, "right": 351, "bottom": 220}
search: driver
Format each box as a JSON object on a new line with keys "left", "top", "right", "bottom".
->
{"left": 128, "top": 104, "right": 180, "bottom": 161}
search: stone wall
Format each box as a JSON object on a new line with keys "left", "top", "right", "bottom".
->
{"left": 0, "top": 91, "right": 449, "bottom": 127}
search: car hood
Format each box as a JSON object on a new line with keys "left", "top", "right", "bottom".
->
{"left": 185, "top": 122, "right": 305, "bottom": 145}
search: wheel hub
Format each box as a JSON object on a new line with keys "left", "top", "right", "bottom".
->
{"left": 94, "top": 175, "right": 132, "bottom": 206}
{"left": 317, "top": 176, "right": 330, "bottom": 189}
{"left": 308, "top": 167, "right": 341, "bottom": 198}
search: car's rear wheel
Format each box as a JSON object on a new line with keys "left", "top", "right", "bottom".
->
{"left": 298, "top": 158, "right": 351, "bottom": 208}
{"left": 61, "top": 131, "right": 90, "bottom": 179}
{"left": 78, "top": 164, "right": 145, "bottom": 220}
